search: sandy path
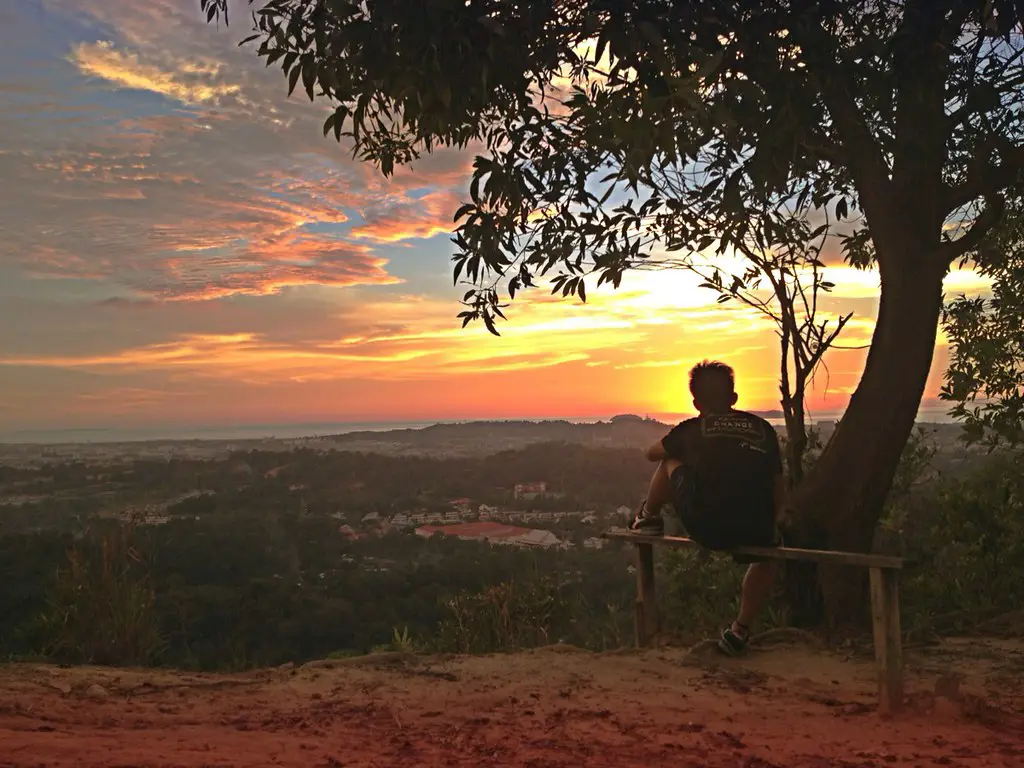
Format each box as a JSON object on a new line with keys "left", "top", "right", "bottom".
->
{"left": 2, "top": 639, "right": 1022, "bottom": 767}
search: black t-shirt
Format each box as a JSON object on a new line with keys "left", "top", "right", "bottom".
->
{"left": 661, "top": 410, "right": 782, "bottom": 536}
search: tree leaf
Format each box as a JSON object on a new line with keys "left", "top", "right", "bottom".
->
{"left": 302, "top": 55, "right": 317, "bottom": 101}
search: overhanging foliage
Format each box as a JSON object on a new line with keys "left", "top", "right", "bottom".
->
{"left": 200, "top": 2, "right": 1024, "bottom": 331}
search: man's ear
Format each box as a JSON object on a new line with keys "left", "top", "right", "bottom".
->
{"left": 730, "top": 391, "right": 738, "bottom": 406}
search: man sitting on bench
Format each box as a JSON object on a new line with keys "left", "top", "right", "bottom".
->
{"left": 630, "top": 360, "right": 786, "bottom": 656}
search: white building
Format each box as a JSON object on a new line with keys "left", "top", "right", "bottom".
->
{"left": 507, "top": 529, "right": 561, "bottom": 549}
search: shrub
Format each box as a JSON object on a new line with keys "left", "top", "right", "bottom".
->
{"left": 886, "top": 450, "right": 1024, "bottom": 635}
{"left": 39, "top": 522, "right": 164, "bottom": 666}
{"left": 431, "top": 574, "right": 632, "bottom": 653}
{"left": 432, "top": 577, "right": 567, "bottom": 653}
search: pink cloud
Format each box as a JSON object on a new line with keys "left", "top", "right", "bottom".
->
{"left": 350, "top": 190, "right": 463, "bottom": 244}
{"left": 25, "top": 236, "right": 399, "bottom": 302}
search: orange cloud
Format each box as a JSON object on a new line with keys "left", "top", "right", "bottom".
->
{"left": 0, "top": 271, "right": 960, "bottom": 427}
{"left": 24, "top": 236, "right": 399, "bottom": 302}
{"left": 350, "top": 191, "right": 462, "bottom": 244}
{"left": 156, "top": 240, "right": 401, "bottom": 301}
{"left": 6, "top": 258, "right": 957, "bottom": 407}
{"left": 11, "top": 141, "right": 409, "bottom": 301}
{"left": 70, "top": 41, "right": 241, "bottom": 106}
{"left": 73, "top": 387, "right": 192, "bottom": 415}
{"left": 0, "top": 276, "right": 779, "bottom": 408}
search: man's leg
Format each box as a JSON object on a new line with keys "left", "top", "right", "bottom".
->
{"left": 630, "top": 459, "right": 682, "bottom": 533}
{"left": 733, "top": 561, "right": 778, "bottom": 634}
{"left": 645, "top": 458, "right": 681, "bottom": 512}
{"left": 718, "top": 557, "right": 779, "bottom": 655}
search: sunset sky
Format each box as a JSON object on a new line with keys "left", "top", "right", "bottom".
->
{"left": 0, "top": 1, "right": 992, "bottom": 438}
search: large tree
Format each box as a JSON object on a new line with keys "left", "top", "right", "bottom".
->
{"left": 202, "top": 0, "right": 1024, "bottom": 624}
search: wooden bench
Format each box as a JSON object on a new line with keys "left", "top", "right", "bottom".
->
{"left": 601, "top": 527, "right": 906, "bottom": 715}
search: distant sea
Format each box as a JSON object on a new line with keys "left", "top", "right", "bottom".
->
{"left": 0, "top": 406, "right": 958, "bottom": 445}
{"left": 0, "top": 421, "right": 444, "bottom": 445}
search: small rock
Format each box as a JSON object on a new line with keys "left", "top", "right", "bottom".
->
{"left": 278, "top": 661, "right": 295, "bottom": 671}
{"left": 85, "top": 683, "right": 109, "bottom": 700}
{"left": 49, "top": 680, "right": 71, "bottom": 695}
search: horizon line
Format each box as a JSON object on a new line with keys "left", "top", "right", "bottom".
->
{"left": 0, "top": 407, "right": 961, "bottom": 446}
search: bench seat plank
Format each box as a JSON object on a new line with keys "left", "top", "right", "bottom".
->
{"left": 602, "top": 528, "right": 903, "bottom": 570}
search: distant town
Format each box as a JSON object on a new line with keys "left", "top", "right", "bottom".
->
{"left": 17, "top": 477, "right": 627, "bottom": 553}
{"left": 0, "top": 417, "right": 990, "bottom": 556}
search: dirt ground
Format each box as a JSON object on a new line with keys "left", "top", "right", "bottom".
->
{"left": 1, "top": 635, "right": 1022, "bottom": 768}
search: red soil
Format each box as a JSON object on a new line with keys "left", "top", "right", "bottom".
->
{"left": 1, "top": 636, "right": 1022, "bottom": 767}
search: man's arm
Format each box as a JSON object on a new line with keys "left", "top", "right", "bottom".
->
{"left": 646, "top": 422, "right": 688, "bottom": 462}
{"left": 644, "top": 440, "right": 667, "bottom": 462}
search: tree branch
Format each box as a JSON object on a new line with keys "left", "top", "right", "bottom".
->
{"left": 892, "top": 0, "right": 953, "bottom": 195}
{"left": 939, "top": 193, "right": 1006, "bottom": 262}
{"left": 947, "top": 49, "right": 1024, "bottom": 129}
{"left": 793, "top": 22, "right": 895, "bottom": 232}
{"left": 945, "top": 140, "right": 1024, "bottom": 211}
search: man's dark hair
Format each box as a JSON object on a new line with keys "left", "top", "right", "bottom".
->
{"left": 689, "top": 360, "right": 735, "bottom": 406}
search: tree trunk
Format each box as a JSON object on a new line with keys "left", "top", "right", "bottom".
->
{"left": 788, "top": 250, "right": 947, "bottom": 630}
{"left": 782, "top": 393, "right": 808, "bottom": 487}
{"left": 780, "top": 386, "right": 826, "bottom": 627}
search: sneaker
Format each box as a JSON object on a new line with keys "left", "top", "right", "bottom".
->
{"left": 717, "top": 625, "right": 750, "bottom": 657}
{"left": 629, "top": 500, "right": 664, "bottom": 535}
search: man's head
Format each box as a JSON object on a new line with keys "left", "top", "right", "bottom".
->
{"left": 689, "top": 360, "right": 737, "bottom": 414}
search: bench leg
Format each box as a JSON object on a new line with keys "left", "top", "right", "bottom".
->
{"left": 634, "top": 543, "right": 659, "bottom": 646}
{"left": 869, "top": 567, "right": 904, "bottom": 715}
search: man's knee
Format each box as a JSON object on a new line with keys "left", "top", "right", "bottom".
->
{"left": 746, "top": 560, "right": 778, "bottom": 578}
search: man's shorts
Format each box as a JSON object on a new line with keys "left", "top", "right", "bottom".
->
{"left": 669, "top": 465, "right": 781, "bottom": 565}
